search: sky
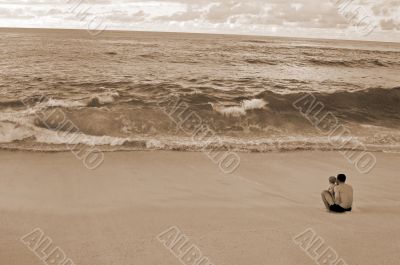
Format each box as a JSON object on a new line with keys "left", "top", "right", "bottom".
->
{"left": 0, "top": 0, "right": 400, "bottom": 42}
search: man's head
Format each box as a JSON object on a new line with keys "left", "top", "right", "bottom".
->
{"left": 337, "top": 174, "right": 347, "bottom": 183}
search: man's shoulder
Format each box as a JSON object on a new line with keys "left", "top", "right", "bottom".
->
{"left": 345, "top": 183, "right": 353, "bottom": 189}
{"left": 336, "top": 183, "right": 353, "bottom": 190}
{"left": 343, "top": 183, "right": 353, "bottom": 192}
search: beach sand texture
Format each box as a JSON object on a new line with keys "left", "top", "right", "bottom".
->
{"left": 1, "top": 150, "right": 399, "bottom": 265}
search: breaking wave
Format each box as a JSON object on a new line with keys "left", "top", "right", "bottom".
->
{"left": 212, "top": 99, "right": 268, "bottom": 117}
{"left": 0, "top": 91, "right": 120, "bottom": 111}
{"left": 0, "top": 87, "right": 399, "bottom": 152}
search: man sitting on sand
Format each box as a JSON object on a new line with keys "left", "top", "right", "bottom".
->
{"left": 321, "top": 174, "right": 353, "bottom": 213}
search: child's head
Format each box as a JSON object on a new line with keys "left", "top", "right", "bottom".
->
{"left": 329, "top": 176, "right": 337, "bottom": 184}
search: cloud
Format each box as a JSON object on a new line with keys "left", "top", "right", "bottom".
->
{"left": 0, "top": 0, "right": 399, "bottom": 41}
{"left": 372, "top": 0, "right": 400, "bottom": 16}
{"left": 105, "top": 10, "right": 148, "bottom": 23}
{"left": 151, "top": 0, "right": 349, "bottom": 28}
{"left": 381, "top": 18, "right": 400, "bottom": 30}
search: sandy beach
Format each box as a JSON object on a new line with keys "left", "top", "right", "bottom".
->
{"left": 1, "top": 150, "right": 399, "bottom": 265}
{"left": 1, "top": 5, "right": 400, "bottom": 264}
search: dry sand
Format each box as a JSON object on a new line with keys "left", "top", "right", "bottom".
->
{"left": 0, "top": 150, "right": 399, "bottom": 265}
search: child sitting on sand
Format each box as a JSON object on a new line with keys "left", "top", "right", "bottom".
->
{"left": 328, "top": 176, "right": 337, "bottom": 196}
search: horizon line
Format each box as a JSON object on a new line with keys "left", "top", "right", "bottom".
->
{"left": 1, "top": 26, "right": 399, "bottom": 45}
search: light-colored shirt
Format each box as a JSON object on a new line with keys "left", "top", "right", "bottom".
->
{"left": 334, "top": 183, "right": 353, "bottom": 209}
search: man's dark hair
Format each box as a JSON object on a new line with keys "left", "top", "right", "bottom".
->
{"left": 337, "top": 174, "right": 347, "bottom": 183}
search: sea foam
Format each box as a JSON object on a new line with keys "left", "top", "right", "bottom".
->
{"left": 213, "top": 99, "right": 268, "bottom": 117}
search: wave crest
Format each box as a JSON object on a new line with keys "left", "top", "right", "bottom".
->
{"left": 1, "top": 87, "right": 399, "bottom": 153}
{"left": 212, "top": 99, "right": 268, "bottom": 117}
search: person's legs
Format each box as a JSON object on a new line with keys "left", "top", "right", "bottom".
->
{"left": 321, "top": 191, "right": 334, "bottom": 210}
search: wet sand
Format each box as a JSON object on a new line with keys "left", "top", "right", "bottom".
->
{"left": 1, "top": 150, "right": 399, "bottom": 265}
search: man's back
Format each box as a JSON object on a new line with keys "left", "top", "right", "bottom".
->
{"left": 334, "top": 183, "right": 353, "bottom": 209}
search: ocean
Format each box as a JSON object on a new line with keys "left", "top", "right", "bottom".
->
{"left": 0, "top": 28, "right": 399, "bottom": 152}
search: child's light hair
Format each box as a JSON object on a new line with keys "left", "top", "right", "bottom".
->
{"left": 329, "top": 176, "right": 337, "bottom": 184}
